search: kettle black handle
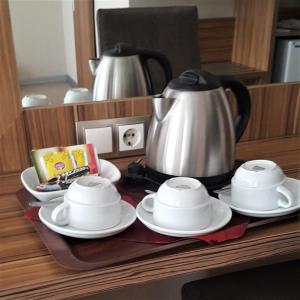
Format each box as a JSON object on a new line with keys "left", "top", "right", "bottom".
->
{"left": 138, "top": 49, "right": 173, "bottom": 94}
{"left": 219, "top": 76, "right": 251, "bottom": 142}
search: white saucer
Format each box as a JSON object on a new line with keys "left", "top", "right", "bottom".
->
{"left": 218, "top": 177, "right": 300, "bottom": 218}
{"left": 21, "top": 158, "right": 121, "bottom": 202}
{"left": 136, "top": 197, "right": 232, "bottom": 238}
{"left": 39, "top": 200, "right": 136, "bottom": 239}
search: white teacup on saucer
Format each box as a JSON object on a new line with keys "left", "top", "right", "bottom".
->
{"left": 64, "top": 88, "right": 92, "bottom": 104}
{"left": 219, "top": 178, "right": 300, "bottom": 218}
{"left": 231, "top": 160, "right": 295, "bottom": 211}
{"left": 22, "top": 94, "right": 50, "bottom": 107}
{"left": 51, "top": 176, "right": 121, "bottom": 230}
{"left": 141, "top": 177, "right": 212, "bottom": 231}
{"left": 40, "top": 201, "right": 136, "bottom": 239}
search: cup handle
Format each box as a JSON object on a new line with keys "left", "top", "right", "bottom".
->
{"left": 51, "top": 202, "right": 69, "bottom": 226}
{"left": 141, "top": 194, "right": 155, "bottom": 213}
{"left": 276, "top": 185, "right": 294, "bottom": 208}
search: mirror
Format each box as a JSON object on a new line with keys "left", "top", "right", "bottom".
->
{"left": 9, "top": 0, "right": 237, "bottom": 109}
{"left": 9, "top": 0, "right": 86, "bottom": 107}
{"left": 11, "top": 0, "right": 300, "bottom": 109}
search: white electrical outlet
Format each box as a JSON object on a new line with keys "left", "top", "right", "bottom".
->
{"left": 118, "top": 123, "right": 144, "bottom": 151}
{"left": 76, "top": 116, "right": 150, "bottom": 157}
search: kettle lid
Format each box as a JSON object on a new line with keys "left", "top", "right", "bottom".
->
{"left": 103, "top": 43, "right": 138, "bottom": 57}
{"left": 168, "top": 69, "right": 221, "bottom": 91}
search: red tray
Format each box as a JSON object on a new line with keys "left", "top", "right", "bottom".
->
{"left": 16, "top": 187, "right": 300, "bottom": 271}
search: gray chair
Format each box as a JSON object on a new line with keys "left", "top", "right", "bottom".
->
{"left": 96, "top": 6, "right": 200, "bottom": 93}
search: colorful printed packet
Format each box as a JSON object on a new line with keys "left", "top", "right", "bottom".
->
{"left": 31, "top": 144, "right": 98, "bottom": 183}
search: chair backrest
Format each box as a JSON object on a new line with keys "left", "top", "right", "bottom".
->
{"left": 96, "top": 6, "right": 200, "bottom": 93}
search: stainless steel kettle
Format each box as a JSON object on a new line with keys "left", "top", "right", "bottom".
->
{"left": 88, "top": 43, "right": 172, "bottom": 101}
{"left": 146, "top": 69, "right": 251, "bottom": 185}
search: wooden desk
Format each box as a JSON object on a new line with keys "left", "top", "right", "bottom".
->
{"left": 202, "top": 62, "right": 266, "bottom": 84}
{"left": 1, "top": 137, "right": 300, "bottom": 300}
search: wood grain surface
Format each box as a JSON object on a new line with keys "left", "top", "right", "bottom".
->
{"left": 198, "top": 18, "right": 234, "bottom": 64}
{"left": 76, "top": 96, "right": 152, "bottom": 121}
{"left": 23, "top": 97, "right": 152, "bottom": 151}
{"left": 202, "top": 62, "right": 265, "bottom": 84}
{"left": 0, "top": 0, "right": 29, "bottom": 174}
{"left": 236, "top": 137, "right": 300, "bottom": 178}
{"left": 73, "top": 0, "right": 95, "bottom": 90}
{"left": 23, "top": 106, "right": 77, "bottom": 150}
{"left": 0, "top": 137, "right": 300, "bottom": 299}
{"left": 232, "top": 0, "right": 277, "bottom": 71}
{"left": 0, "top": 173, "right": 22, "bottom": 198}
{"left": 23, "top": 83, "right": 300, "bottom": 154}
{"left": 229, "top": 82, "right": 300, "bottom": 141}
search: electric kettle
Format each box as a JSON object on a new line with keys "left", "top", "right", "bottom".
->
{"left": 88, "top": 43, "right": 172, "bottom": 101}
{"left": 146, "top": 69, "right": 251, "bottom": 187}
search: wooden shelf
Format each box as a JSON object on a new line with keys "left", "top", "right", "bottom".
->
{"left": 202, "top": 62, "right": 266, "bottom": 83}
{"left": 276, "top": 30, "right": 300, "bottom": 37}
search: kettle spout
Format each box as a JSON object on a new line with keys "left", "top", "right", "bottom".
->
{"left": 152, "top": 94, "right": 175, "bottom": 120}
{"left": 88, "top": 58, "right": 100, "bottom": 76}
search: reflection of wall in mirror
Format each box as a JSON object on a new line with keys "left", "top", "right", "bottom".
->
{"left": 62, "top": 0, "right": 77, "bottom": 84}
{"left": 9, "top": 0, "right": 77, "bottom": 85}
{"left": 94, "top": 0, "right": 234, "bottom": 56}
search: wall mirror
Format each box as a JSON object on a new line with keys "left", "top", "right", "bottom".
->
{"left": 9, "top": 0, "right": 236, "bottom": 109}
{"left": 9, "top": 0, "right": 81, "bottom": 107}
{"left": 9, "top": 0, "right": 300, "bottom": 110}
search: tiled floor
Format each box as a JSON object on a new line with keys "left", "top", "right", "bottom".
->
{"left": 20, "top": 81, "right": 72, "bottom": 107}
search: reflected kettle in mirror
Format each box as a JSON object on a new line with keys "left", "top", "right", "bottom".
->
{"left": 146, "top": 69, "right": 251, "bottom": 187}
{"left": 88, "top": 43, "right": 172, "bottom": 101}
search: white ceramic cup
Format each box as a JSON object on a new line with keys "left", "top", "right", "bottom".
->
{"left": 51, "top": 176, "right": 121, "bottom": 230}
{"left": 231, "top": 160, "right": 294, "bottom": 211}
{"left": 22, "top": 94, "right": 50, "bottom": 107}
{"left": 142, "top": 177, "right": 212, "bottom": 231}
{"left": 64, "top": 88, "right": 92, "bottom": 104}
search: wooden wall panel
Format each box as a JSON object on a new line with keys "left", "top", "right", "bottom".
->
{"left": 23, "top": 83, "right": 300, "bottom": 158}
{"left": 76, "top": 97, "right": 152, "bottom": 121}
{"left": 0, "top": 0, "right": 29, "bottom": 176}
{"left": 232, "top": 0, "right": 277, "bottom": 71}
{"left": 229, "top": 82, "right": 300, "bottom": 142}
{"left": 24, "top": 97, "right": 152, "bottom": 152}
{"left": 198, "top": 18, "right": 235, "bottom": 64}
{"left": 0, "top": 119, "right": 29, "bottom": 174}
{"left": 259, "top": 85, "right": 292, "bottom": 138}
{"left": 75, "top": 101, "right": 117, "bottom": 121}
{"left": 286, "top": 86, "right": 300, "bottom": 136}
{"left": 74, "top": 0, "right": 95, "bottom": 89}
{"left": 260, "top": 83, "right": 300, "bottom": 139}
{"left": 23, "top": 106, "right": 77, "bottom": 150}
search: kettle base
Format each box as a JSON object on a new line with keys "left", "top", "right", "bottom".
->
{"left": 145, "top": 162, "right": 242, "bottom": 191}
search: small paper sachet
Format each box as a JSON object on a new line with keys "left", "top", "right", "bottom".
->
{"left": 31, "top": 144, "right": 98, "bottom": 190}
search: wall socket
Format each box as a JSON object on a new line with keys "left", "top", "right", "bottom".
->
{"left": 76, "top": 116, "right": 150, "bottom": 159}
{"left": 118, "top": 123, "right": 144, "bottom": 151}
